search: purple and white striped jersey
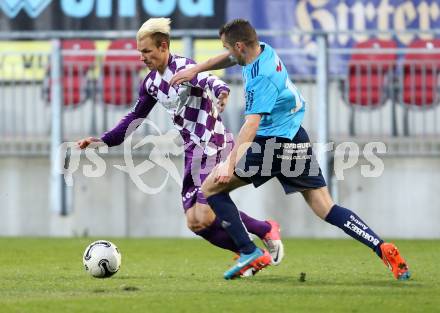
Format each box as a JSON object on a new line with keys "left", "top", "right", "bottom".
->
{"left": 101, "top": 54, "right": 231, "bottom": 155}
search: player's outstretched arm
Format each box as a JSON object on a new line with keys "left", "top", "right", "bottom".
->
{"left": 215, "top": 114, "right": 261, "bottom": 184}
{"left": 170, "top": 51, "right": 236, "bottom": 85}
{"left": 99, "top": 92, "right": 157, "bottom": 147}
{"left": 76, "top": 137, "right": 104, "bottom": 149}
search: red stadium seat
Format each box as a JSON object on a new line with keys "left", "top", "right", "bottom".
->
{"left": 347, "top": 39, "right": 397, "bottom": 107}
{"left": 45, "top": 40, "right": 95, "bottom": 106}
{"left": 102, "top": 39, "right": 144, "bottom": 106}
{"left": 345, "top": 39, "right": 398, "bottom": 135}
{"left": 62, "top": 40, "right": 95, "bottom": 75}
{"left": 401, "top": 39, "right": 440, "bottom": 108}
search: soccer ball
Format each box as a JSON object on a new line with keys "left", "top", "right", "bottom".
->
{"left": 83, "top": 240, "right": 121, "bottom": 278}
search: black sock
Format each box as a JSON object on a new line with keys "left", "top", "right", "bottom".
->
{"left": 325, "top": 205, "right": 383, "bottom": 258}
{"left": 206, "top": 193, "right": 257, "bottom": 254}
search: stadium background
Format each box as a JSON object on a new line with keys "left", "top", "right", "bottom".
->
{"left": 1, "top": 0, "right": 439, "bottom": 239}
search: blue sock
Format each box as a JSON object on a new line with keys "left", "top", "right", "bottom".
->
{"left": 206, "top": 193, "right": 257, "bottom": 254}
{"left": 325, "top": 205, "right": 383, "bottom": 258}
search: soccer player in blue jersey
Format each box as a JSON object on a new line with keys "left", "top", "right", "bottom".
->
{"left": 171, "top": 19, "right": 411, "bottom": 280}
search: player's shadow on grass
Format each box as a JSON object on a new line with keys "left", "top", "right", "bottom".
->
{"left": 110, "top": 275, "right": 152, "bottom": 280}
{"left": 254, "top": 275, "right": 421, "bottom": 289}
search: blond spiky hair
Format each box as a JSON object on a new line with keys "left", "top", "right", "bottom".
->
{"left": 136, "top": 18, "right": 171, "bottom": 41}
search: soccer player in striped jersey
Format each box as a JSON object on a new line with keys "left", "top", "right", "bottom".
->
{"left": 77, "top": 18, "right": 282, "bottom": 276}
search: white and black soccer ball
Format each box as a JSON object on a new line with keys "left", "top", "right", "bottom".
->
{"left": 83, "top": 240, "right": 121, "bottom": 278}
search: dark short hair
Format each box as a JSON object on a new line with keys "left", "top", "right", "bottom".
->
{"left": 150, "top": 32, "right": 170, "bottom": 49}
{"left": 219, "top": 19, "right": 258, "bottom": 47}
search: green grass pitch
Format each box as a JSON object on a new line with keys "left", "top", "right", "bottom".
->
{"left": 0, "top": 238, "right": 438, "bottom": 313}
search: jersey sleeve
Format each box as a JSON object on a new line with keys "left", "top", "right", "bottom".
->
{"left": 244, "top": 75, "right": 278, "bottom": 115}
{"left": 101, "top": 78, "right": 157, "bottom": 147}
{"left": 189, "top": 71, "right": 230, "bottom": 98}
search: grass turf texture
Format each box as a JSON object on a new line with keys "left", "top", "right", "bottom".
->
{"left": 0, "top": 238, "right": 438, "bottom": 313}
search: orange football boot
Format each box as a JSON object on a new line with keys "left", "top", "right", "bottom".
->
{"left": 380, "top": 242, "right": 411, "bottom": 280}
{"left": 231, "top": 249, "right": 272, "bottom": 278}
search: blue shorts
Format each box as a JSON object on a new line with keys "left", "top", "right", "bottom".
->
{"left": 234, "top": 126, "right": 327, "bottom": 194}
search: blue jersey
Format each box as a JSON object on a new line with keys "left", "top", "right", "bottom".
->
{"left": 242, "top": 42, "right": 306, "bottom": 139}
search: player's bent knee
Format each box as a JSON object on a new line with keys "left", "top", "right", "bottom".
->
{"left": 186, "top": 209, "right": 214, "bottom": 233}
{"left": 185, "top": 207, "right": 201, "bottom": 232}
{"left": 186, "top": 218, "right": 204, "bottom": 233}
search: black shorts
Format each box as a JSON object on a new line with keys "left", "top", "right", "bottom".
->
{"left": 234, "top": 126, "right": 327, "bottom": 194}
